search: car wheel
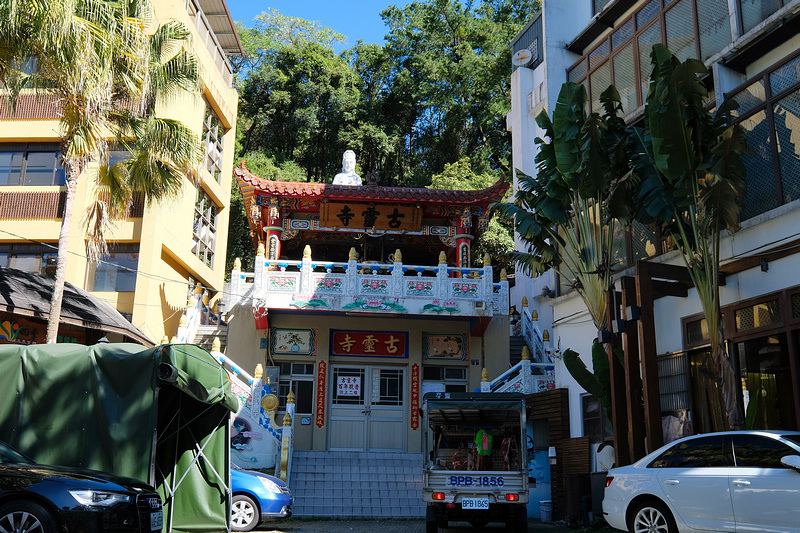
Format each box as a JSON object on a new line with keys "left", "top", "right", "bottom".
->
{"left": 628, "top": 499, "right": 677, "bottom": 533}
{"left": 0, "top": 501, "right": 59, "bottom": 533}
{"left": 231, "top": 494, "right": 259, "bottom": 532}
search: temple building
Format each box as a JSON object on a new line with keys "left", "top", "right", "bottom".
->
{"left": 222, "top": 161, "right": 512, "bottom": 455}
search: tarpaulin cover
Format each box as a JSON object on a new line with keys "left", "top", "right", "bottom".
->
{"left": 0, "top": 343, "right": 239, "bottom": 533}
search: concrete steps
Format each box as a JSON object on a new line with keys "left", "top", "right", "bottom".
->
{"left": 290, "top": 451, "right": 425, "bottom": 518}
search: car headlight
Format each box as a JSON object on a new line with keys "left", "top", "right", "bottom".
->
{"left": 69, "top": 490, "right": 132, "bottom": 507}
{"left": 257, "top": 476, "right": 281, "bottom": 494}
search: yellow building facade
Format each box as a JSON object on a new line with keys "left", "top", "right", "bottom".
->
{"left": 0, "top": 0, "right": 240, "bottom": 344}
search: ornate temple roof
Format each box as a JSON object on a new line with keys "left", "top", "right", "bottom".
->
{"left": 233, "top": 162, "right": 509, "bottom": 207}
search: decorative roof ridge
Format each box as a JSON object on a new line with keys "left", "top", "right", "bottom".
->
{"left": 234, "top": 161, "right": 509, "bottom": 205}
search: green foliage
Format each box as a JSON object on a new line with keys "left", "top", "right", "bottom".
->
{"left": 225, "top": 179, "right": 254, "bottom": 280}
{"left": 233, "top": 1, "right": 537, "bottom": 187}
{"left": 428, "top": 159, "right": 513, "bottom": 273}
{"left": 627, "top": 43, "right": 748, "bottom": 429}
{"left": 562, "top": 340, "right": 623, "bottom": 422}
{"left": 238, "top": 152, "right": 308, "bottom": 182}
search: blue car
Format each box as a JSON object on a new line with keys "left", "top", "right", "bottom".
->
{"left": 230, "top": 465, "right": 292, "bottom": 531}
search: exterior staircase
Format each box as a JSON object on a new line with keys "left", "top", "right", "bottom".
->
{"left": 290, "top": 451, "right": 425, "bottom": 518}
{"left": 509, "top": 335, "right": 527, "bottom": 365}
{"left": 194, "top": 324, "right": 227, "bottom": 353}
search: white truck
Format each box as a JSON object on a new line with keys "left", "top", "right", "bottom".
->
{"left": 422, "top": 392, "right": 529, "bottom": 533}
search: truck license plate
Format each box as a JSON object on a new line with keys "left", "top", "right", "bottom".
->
{"left": 150, "top": 511, "right": 163, "bottom": 531}
{"left": 461, "top": 498, "right": 489, "bottom": 510}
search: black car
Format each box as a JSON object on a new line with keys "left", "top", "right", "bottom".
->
{"left": 0, "top": 440, "right": 163, "bottom": 533}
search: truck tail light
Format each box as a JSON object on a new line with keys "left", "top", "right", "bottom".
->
{"left": 505, "top": 494, "right": 519, "bottom": 502}
{"left": 605, "top": 476, "right": 614, "bottom": 488}
{"left": 432, "top": 492, "right": 445, "bottom": 501}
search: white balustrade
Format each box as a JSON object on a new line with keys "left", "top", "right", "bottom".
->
{"left": 228, "top": 254, "right": 509, "bottom": 318}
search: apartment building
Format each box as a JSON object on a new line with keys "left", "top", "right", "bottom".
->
{"left": 508, "top": 0, "right": 800, "bottom": 521}
{"left": 0, "top": 0, "right": 241, "bottom": 344}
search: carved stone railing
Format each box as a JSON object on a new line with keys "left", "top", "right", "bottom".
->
{"left": 521, "top": 307, "right": 551, "bottom": 363}
{"left": 228, "top": 246, "right": 509, "bottom": 319}
{"left": 481, "top": 348, "right": 555, "bottom": 395}
{"left": 216, "top": 352, "right": 295, "bottom": 479}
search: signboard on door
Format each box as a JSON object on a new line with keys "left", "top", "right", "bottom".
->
{"left": 336, "top": 375, "right": 362, "bottom": 397}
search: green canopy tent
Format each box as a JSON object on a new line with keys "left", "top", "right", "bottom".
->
{"left": 0, "top": 343, "right": 238, "bottom": 533}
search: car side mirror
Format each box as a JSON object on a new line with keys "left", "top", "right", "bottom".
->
{"left": 780, "top": 455, "right": 800, "bottom": 472}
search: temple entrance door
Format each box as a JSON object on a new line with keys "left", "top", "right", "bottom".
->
{"left": 328, "top": 365, "right": 406, "bottom": 451}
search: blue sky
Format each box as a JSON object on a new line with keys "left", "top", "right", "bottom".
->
{"left": 226, "top": 1, "right": 409, "bottom": 48}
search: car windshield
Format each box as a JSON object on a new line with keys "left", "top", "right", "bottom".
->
{"left": 0, "top": 441, "right": 34, "bottom": 464}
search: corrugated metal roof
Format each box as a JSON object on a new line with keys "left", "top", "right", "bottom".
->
{"left": 0, "top": 267, "right": 153, "bottom": 346}
{"left": 198, "top": 0, "right": 244, "bottom": 55}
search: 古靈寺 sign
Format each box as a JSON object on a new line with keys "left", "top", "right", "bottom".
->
{"left": 330, "top": 330, "right": 408, "bottom": 358}
{"left": 321, "top": 203, "right": 422, "bottom": 231}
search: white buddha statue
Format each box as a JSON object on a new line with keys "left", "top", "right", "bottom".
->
{"left": 332, "top": 150, "right": 362, "bottom": 186}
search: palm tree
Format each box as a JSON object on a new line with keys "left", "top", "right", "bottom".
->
{"left": 626, "top": 44, "right": 748, "bottom": 429}
{"left": 1, "top": 0, "right": 200, "bottom": 343}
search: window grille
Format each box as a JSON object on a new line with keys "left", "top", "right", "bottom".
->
{"left": 192, "top": 187, "right": 217, "bottom": 268}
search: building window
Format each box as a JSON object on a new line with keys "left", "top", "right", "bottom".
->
{"left": 192, "top": 187, "right": 217, "bottom": 268}
{"left": 0, "top": 143, "right": 66, "bottom": 186}
{"left": 0, "top": 244, "right": 57, "bottom": 277}
{"left": 203, "top": 102, "right": 225, "bottom": 184}
{"left": 278, "top": 362, "right": 314, "bottom": 415}
{"left": 422, "top": 366, "right": 468, "bottom": 393}
{"left": 86, "top": 244, "right": 139, "bottom": 292}
{"left": 582, "top": 394, "right": 612, "bottom": 444}
{"left": 568, "top": 0, "right": 730, "bottom": 114}
{"left": 729, "top": 50, "right": 800, "bottom": 221}
{"left": 594, "top": 0, "right": 614, "bottom": 15}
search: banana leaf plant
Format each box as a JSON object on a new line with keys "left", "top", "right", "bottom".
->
{"left": 618, "top": 44, "right": 748, "bottom": 429}
{"left": 493, "top": 82, "right": 632, "bottom": 331}
{"left": 563, "top": 339, "right": 625, "bottom": 422}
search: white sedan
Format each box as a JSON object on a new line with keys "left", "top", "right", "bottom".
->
{"left": 602, "top": 430, "right": 800, "bottom": 533}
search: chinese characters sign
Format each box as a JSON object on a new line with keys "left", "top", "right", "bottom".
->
{"left": 316, "top": 361, "right": 327, "bottom": 428}
{"left": 331, "top": 331, "right": 409, "bottom": 358}
{"left": 321, "top": 203, "right": 422, "bottom": 231}
{"left": 411, "top": 364, "right": 420, "bottom": 430}
{"left": 336, "top": 375, "right": 362, "bottom": 397}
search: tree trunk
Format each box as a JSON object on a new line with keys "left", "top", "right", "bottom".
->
{"left": 46, "top": 164, "right": 80, "bottom": 343}
{"left": 713, "top": 327, "right": 745, "bottom": 430}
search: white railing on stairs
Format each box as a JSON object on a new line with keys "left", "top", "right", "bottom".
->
{"left": 482, "top": 358, "right": 556, "bottom": 395}
{"left": 521, "top": 307, "right": 550, "bottom": 363}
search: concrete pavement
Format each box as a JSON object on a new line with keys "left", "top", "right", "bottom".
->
{"left": 258, "top": 518, "right": 577, "bottom": 532}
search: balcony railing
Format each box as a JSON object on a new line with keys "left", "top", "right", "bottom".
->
{"left": 228, "top": 247, "right": 510, "bottom": 319}
{"left": 187, "top": 0, "right": 235, "bottom": 87}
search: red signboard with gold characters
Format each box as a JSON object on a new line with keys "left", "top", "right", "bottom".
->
{"left": 411, "top": 363, "right": 420, "bottom": 430}
{"left": 315, "top": 361, "right": 327, "bottom": 428}
{"left": 330, "top": 330, "right": 408, "bottom": 358}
